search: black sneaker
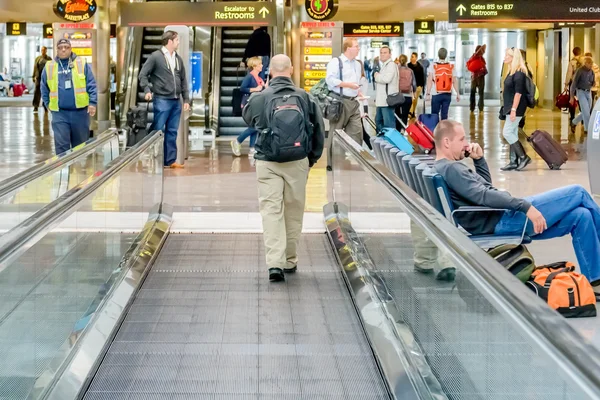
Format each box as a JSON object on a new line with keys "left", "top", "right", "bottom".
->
{"left": 283, "top": 265, "right": 297, "bottom": 273}
{"left": 269, "top": 268, "right": 285, "bottom": 282}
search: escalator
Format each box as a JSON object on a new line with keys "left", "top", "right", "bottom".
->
{"left": 134, "top": 27, "right": 164, "bottom": 122}
{"left": 218, "top": 27, "right": 253, "bottom": 137}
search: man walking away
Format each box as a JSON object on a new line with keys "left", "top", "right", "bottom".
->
{"left": 408, "top": 52, "right": 425, "bottom": 117}
{"left": 565, "top": 47, "right": 584, "bottom": 132}
{"left": 426, "top": 48, "right": 460, "bottom": 121}
{"left": 373, "top": 46, "right": 399, "bottom": 132}
{"left": 418, "top": 53, "right": 430, "bottom": 76}
{"left": 364, "top": 57, "right": 372, "bottom": 83}
{"left": 241, "top": 26, "right": 271, "bottom": 80}
{"left": 467, "top": 44, "right": 487, "bottom": 112}
{"left": 41, "top": 39, "right": 96, "bottom": 155}
{"left": 33, "top": 46, "right": 51, "bottom": 113}
{"left": 243, "top": 54, "right": 325, "bottom": 282}
{"left": 139, "top": 30, "right": 190, "bottom": 169}
{"left": 325, "top": 38, "right": 363, "bottom": 170}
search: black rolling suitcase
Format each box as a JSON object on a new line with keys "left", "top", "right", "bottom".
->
{"left": 526, "top": 130, "right": 568, "bottom": 170}
{"left": 126, "top": 103, "right": 150, "bottom": 147}
{"left": 232, "top": 66, "right": 244, "bottom": 117}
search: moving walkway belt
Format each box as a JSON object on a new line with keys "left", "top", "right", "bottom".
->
{"left": 83, "top": 233, "right": 391, "bottom": 399}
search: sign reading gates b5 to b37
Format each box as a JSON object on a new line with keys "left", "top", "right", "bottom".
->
{"left": 449, "top": 0, "right": 600, "bottom": 22}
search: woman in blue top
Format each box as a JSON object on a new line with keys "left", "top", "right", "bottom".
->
{"left": 231, "top": 56, "right": 265, "bottom": 158}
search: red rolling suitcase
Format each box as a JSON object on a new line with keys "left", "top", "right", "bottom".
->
{"left": 526, "top": 130, "right": 568, "bottom": 170}
{"left": 394, "top": 113, "right": 435, "bottom": 153}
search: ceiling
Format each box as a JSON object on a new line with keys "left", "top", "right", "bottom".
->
{"left": 0, "top": 0, "right": 554, "bottom": 31}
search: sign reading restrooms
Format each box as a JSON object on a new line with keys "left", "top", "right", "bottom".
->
{"left": 55, "top": 0, "right": 98, "bottom": 22}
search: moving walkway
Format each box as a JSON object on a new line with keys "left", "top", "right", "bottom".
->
{"left": 1, "top": 131, "right": 600, "bottom": 400}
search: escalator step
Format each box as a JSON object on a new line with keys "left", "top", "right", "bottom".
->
{"left": 218, "top": 126, "right": 246, "bottom": 136}
{"left": 222, "top": 38, "right": 249, "bottom": 47}
{"left": 220, "top": 116, "right": 247, "bottom": 127}
{"left": 222, "top": 48, "right": 245, "bottom": 56}
{"left": 219, "top": 106, "right": 233, "bottom": 117}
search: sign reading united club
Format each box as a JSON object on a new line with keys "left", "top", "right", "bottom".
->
{"left": 55, "top": 0, "right": 98, "bottom": 22}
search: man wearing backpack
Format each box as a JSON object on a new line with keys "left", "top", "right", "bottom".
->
{"left": 426, "top": 48, "right": 460, "bottom": 121}
{"left": 373, "top": 46, "right": 399, "bottom": 132}
{"left": 243, "top": 54, "right": 325, "bottom": 283}
{"left": 466, "top": 44, "right": 487, "bottom": 113}
{"left": 565, "top": 47, "right": 584, "bottom": 131}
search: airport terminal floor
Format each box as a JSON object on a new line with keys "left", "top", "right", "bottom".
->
{"left": 1, "top": 98, "right": 600, "bottom": 399}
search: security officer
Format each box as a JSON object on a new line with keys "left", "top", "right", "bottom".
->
{"left": 41, "top": 38, "right": 97, "bottom": 154}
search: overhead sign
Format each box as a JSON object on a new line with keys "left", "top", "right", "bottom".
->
{"left": 449, "top": 0, "right": 600, "bottom": 22}
{"left": 344, "top": 23, "right": 403, "bottom": 37}
{"left": 43, "top": 23, "right": 54, "bottom": 38}
{"left": 370, "top": 40, "right": 390, "bottom": 48}
{"left": 305, "top": 0, "right": 339, "bottom": 21}
{"left": 55, "top": 0, "right": 97, "bottom": 22}
{"left": 6, "top": 22, "right": 26, "bottom": 36}
{"left": 119, "top": 2, "right": 277, "bottom": 26}
{"left": 414, "top": 19, "right": 435, "bottom": 34}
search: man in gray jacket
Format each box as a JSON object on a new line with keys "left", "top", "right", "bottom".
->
{"left": 243, "top": 54, "right": 325, "bottom": 282}
{"left": 434, "top": 120, "right": 600, "bottom": 287}
{"left": 138, "top": 30, "right": 190, "bottom": 168}
{"left": 374, "top": 45, "right": 398, "bottom": 132}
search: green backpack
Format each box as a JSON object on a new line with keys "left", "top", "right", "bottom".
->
{"left": 487, "top": 244, "right": 535, "bottom": 282}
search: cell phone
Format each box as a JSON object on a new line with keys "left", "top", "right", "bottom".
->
{"left": 464, "top": 149, "right": 471, "bottom": 158}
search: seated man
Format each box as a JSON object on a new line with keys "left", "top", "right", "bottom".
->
{"left": 433, "top": 120, "right": 600, "bottom": 288}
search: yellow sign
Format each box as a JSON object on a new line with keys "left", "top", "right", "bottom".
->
{"left": 6, "top": 22, "right": 26, "bottom": 36}
{"left": 72, "top": 47, "right": 93, "bottom": 56}
{"left": 304, "top": 70, "right": 326, "bottom": 79}
{"left": 304, "top": 47, "right": 332, "bottom": 55}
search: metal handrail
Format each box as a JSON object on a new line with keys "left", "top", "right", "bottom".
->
{"left": 0, "top": 131, "right": 164, "bottom": 273}
{"left": 0, "top": 129, "right": 119, "bottom": 200}
{"left": 332, "top": 129, "right": 600, "bottom": 399}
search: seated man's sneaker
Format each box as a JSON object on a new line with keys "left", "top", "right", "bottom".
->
{"left": 269, "top": 268, "right": 285, "bottom": 282}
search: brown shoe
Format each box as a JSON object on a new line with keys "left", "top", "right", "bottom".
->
{"left": 170, "top": 163, "right": 185, "bottom": 169}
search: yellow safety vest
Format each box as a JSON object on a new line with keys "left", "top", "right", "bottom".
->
{"left": 45, "top": 57, "right": 89, "bottom": 112}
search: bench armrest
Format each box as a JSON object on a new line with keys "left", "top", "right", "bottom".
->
{"left": 451, "top": 207, "right": 530, "bottom": 245}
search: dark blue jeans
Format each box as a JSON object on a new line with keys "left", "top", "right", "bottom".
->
{"left": 237, "top": 127, "right": 257, "bottom": 147}
{"left": 431, "top": 93, "right": 452, "bottom": 120}
{"left": 152, "top": 97, "right": 182, "bottom": 166}
{"left": 51, "top": 108, "right": 90, "bottom": 154}
{"left": 494, "top": 185, "right": 600, "bottom": 282}
{"left": 375, "top": 106, "right": 395, "bottom": 132}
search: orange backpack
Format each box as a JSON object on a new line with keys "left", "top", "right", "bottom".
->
{"left": 527, "top": 262, "right": 597, "bottom": 318}
{"left": 433, "top": 63, "right": 454, "bottom": 93}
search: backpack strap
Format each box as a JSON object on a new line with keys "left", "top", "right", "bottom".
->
{"left": 264, "top": 89, "right": 312, "bottom": 135}
{"left": 337, "top": 57, "right": 343, "bottom": 96}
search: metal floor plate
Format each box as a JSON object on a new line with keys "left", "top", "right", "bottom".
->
{"left": 84, "top": 233, "right": 389, "bottom": 400}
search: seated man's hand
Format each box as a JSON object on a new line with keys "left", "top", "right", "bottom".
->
{"left": 526, "top": 206, "right": 547, "bottom": 234}
{"left": 468, "top": 143, "right": 483, "bottom": 160}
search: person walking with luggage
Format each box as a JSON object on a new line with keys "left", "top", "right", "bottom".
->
{"left": 40, "top": 39, "right": 97, "bottom": 155}
{"left": 231, "top": 56, "right": 265, "bottom": 158}
{"left": 325, "top": 38, "right": 363, "bottom": 170}
{"left": 374, "top": 46, "right": 399, "bottom": 132}
{"left": 585, "top": 52, "right": 600, "bottom": 108}
{"left": 467, "top": 44, "right": 487, "bottom": 113}
{"left": 396, "top": 54, "right": 416, "bottom": 131}
{"left": 139, "top": 30, "right": 190, "bottom": 169}
{"left": 500, "top": 47, "right": 531, "bottom": 172}
{"left": 408, "top": 52, "right": 425, "bottom": 118}
{"left": 32, "top": 46, "right": 51, "bottom": 113}
{"left": 570, "top": 56, "right": 595, "bottom": 135}
{"left": 565, "top": 47, "right": 584, "bottom": 132}
{"left": 242, "top": 54, "right": 325, "bottom": 282}
{"left": 426, "top": 48, "right": 459, "bottom": 121}
{"left": 434, "top": 119, "right": 600, "bottom": 289}
{"left": 240, "top": 26, "right": 271, "bottom": 80}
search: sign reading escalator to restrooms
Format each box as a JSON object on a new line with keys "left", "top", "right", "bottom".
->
{"left": 449, "top": 0, "right": 600, "bottom": 22}
{"left": 119, "top": 1, "right": 277, "bottom": 26}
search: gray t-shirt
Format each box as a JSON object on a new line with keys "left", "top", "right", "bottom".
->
{"left": 434, "top": 157, "right": 531, "bottom": 235}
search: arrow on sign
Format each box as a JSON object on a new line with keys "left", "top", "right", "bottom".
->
{"left": 393, "top": 26, "right": 400, "bottom": 33}
{"left": 259, "top": 7, "right": 269, "bottom": 18}
{"left": 456, "top": 4, "right": 466, "bottom": 16}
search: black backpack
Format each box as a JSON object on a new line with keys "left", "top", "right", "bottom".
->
{"left": 257, "top": 87, "right": 312, "bottom": 163}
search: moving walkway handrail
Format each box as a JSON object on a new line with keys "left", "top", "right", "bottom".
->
{"left": 0, "top": 131, "right": 163, "bottom": 272}
{"left": 0, "top": 129, "right": 119, "bottom": 200}
{"left": 332, "top": 129, "right": 600, "bottom": 399}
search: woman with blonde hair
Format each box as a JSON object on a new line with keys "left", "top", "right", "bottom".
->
{"left": 500, "top": 47, "right": 531, "bottom": 171}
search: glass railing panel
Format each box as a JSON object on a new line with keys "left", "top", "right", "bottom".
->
{"left": 331, "top": 134, "right": 593, "bottom": 400}
{"left": 0, "top": 136, "right": 162, "bottom": 400}
{"left": 0, "top": 135, "right": 120, "bottom": 234}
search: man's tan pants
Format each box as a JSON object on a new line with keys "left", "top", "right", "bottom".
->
{"left": 256, "top": 158, "right": 309, "bottom": 269}
{"left": 410, "top": 86, "right": 423, "bottom": 115}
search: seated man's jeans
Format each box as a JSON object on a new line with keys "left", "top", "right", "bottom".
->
{"left": 494, "top": 185, "right": 600, "bottom": 282}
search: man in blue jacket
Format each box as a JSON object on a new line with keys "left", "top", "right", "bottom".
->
{"left": 41, "top": 39, "right": 97, "bottom": 155}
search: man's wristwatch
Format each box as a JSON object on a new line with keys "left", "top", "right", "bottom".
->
{"left": 511, "top": 108, "right": 517, "bottom": 112}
